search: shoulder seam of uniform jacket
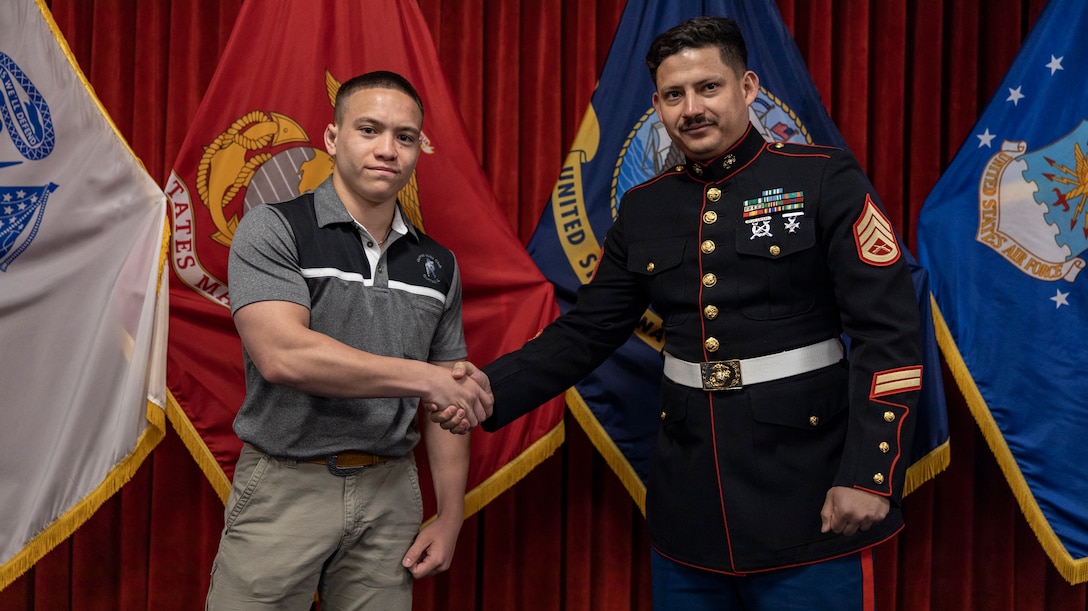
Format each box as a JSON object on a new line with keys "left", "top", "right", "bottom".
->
{"left": 625, "top": 166, "right": 685, "bottom": 195}
{"left": 767, "top": 148, "right": 834, "bottom": 159}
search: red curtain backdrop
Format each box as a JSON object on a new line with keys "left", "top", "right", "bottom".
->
{"left": 4, "top": 0, "right": 1084, "bottom": 609}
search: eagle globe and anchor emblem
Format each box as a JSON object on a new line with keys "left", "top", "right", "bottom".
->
{"left": 549, "top": 86, "right": 815, "bottom": 351}
{"left": 169, "top": 70, "right": 434, "bottom": 307}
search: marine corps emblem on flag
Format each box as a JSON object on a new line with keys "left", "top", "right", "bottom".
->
{"left": 167, "top": 70, "right": 433, "bottom": 308}
{"left": 976, "top": 120, "right": 1088, "bottom": 282}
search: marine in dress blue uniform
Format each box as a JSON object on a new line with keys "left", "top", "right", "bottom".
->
{"left": 482, "top": 120, "right": 921, "bottom": 571}
{"left": 468, "top": 16, "right": 922, "bottom": 610}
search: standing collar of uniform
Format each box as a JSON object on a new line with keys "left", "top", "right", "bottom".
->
{"left": 684, "top": 124, "right": 767, "bottom": 183}
{"left": 312, "top": 176, "right": 420, "bottom": 242}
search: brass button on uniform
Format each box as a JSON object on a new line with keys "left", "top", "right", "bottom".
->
{"left": 703, "top": 211, "right": 718, "bottom": 224}
{"left": 809, "top": 416, "right": 819, "bottom": 427}
{"left": 873, "top": 473, "right": 885, "bottom": 485}
{"left": 884, "top": 411, "right": 896, "bottom": 422}
{"left": 703, "top": 304, "right": 719, "bottom": 320}
{"left": 646, "top": 262, "right": 655, "bottom": 272}
{"left": 675, "top": 165, "right": 684, "bottom": 172}
{"left": 774, "top": 142, "right": 785, "bottom": 149}
{"left": 769, "top": 245, "right": 781, "bottom": 256}
{"left": 701, "top": 240, "right": 715, "bottom": 254}
{"left": 705, "top": 337, "right": 720, "bottom": 352}
{"left": 879, "top": 442, "right": 890, "bottom": 453}
{"left": 707, "top": 187, "right": 721, "bottom": 202}
{"left": 702, "top": 273, "right": 717, "bottom": 287}
{"left": 660, "top": 411, "right": 667, "bottom": 421}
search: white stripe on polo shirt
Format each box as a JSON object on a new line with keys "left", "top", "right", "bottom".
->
{"left": 300, "top": 267, "right": 446, "bottom": 305}
{"left": 389, "top": 279, "right": 447, "bottom": 305}
{"left": 301, "top": 267, "right": 368, "bottom": 283}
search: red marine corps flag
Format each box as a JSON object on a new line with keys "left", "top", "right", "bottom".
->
{"left": 165, "top": 0, "right": 563, "bottom": 520}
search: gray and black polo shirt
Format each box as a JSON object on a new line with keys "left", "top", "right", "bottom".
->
{"left": 227, "top": 178, "right": 467, "bottom": 459}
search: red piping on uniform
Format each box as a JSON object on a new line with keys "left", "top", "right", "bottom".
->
{"left": 861, "top": 365, "right": 922, "bottom": 495}
{"left": 626, "top": 165, "right": 685, "bottom": 193}
{"left": 768, "top": 150, "right": 833, "bottom": 159}
{"left": 698, "top": 124, "right": 763, "bottom": 181}
{"left": 861, "top": 547, "right": 875, "bottom": 611}
{"left": 651, "top": 529, "right": 898, "bottom": 578}
{"left": 861, "top": 397, "right": 910, "bottom": 496}
{"left": 722, "top": 152, "right": 760, "bottom": 180}
{"left": 697, "top": 182, "right": 738, "bottom": 572}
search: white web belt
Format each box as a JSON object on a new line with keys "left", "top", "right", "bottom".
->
{"left": 663, "top": 338, "right": 844, "bottom": 391}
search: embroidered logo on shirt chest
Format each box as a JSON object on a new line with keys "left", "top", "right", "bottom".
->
{"left": 417, "top": 253, "right": 442, "bottom": 283}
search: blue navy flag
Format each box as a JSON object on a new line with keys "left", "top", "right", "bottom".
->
{"left": 918, "top": 0, "right": 1088, "bottom": 584}
{"left": 529, "top": 0, "right": 948, "bottom": 509}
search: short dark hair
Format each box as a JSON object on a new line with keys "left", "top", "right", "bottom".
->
{"left": 644, "top": 16, "right": 748, "bottom": 84}
{"left": 333, "top": 70, "right": 424, "bottom": 125}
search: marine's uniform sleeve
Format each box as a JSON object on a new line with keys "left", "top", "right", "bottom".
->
{"left": 814, "top": 148, "right": 923, "bottom": 504}
{"left": 481, "top": 204, "right": 651, "bottom": 431}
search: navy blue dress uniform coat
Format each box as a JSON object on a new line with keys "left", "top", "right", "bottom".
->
{"left": 482, "top": 124, "right": 923, "bottom": 574}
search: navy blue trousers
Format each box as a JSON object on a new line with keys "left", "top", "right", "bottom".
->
{"left": 651, "top": 548, "right": 874, "bottom": 611}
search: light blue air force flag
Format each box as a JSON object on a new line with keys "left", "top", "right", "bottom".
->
{"left": 530, "top": 0, "right": 948, "bottom": 509}
{"left": 917, "top": 0, "right": 1088, "bottom": 584}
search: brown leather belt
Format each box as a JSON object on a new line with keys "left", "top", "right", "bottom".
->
{"left": 309, "top": 450, "right": 390, "bottom": 468}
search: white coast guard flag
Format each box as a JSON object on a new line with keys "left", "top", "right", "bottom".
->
{"left": 0, "top": 0, "right": 167, "bottom": 590}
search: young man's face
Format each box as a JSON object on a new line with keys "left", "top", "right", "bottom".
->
{"left": 651, "top": 45, "right": 758, "bottom": 162}
{"left": 324, "top": 86, "right": 422, "bottom": 208}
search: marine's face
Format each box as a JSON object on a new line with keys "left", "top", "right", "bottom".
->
{"left": 651, "top": 45, "right": 758, "bottom": 162}
{"left": 324, "top": 87, "right": 422, "bottom": 208}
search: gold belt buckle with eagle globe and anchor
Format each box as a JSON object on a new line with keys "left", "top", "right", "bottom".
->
{"left": 700, "top": 360, "right": 743, "bottom": 391}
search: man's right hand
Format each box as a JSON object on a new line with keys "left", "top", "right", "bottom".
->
{"left": 425, "top": 361, "right": 493, "bottom": 434}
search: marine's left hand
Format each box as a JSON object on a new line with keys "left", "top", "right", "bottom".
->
{"left": 402, "top": 515, "right": 462, "bottom": 579}
{"left": 819, "top": 486, "right": 890, "bottom": 536}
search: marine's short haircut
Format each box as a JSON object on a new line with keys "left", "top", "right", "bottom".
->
{"left": 645, "top": 16, "right": 748, "bottom": 84}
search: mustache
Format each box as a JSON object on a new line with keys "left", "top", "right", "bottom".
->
{"left": 681, "top": 115, "right": 714, "bottom": 130}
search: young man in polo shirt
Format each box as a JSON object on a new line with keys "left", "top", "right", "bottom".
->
{"left": 206, "top": 71, "right": 491, "bottom": 610}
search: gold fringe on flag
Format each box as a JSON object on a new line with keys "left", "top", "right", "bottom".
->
{"left": 461, "top": 422, "right": 565, "bottom": 520}
{"left": 166, "top": 392, "right": 232, "bottom": 502}
{"left": 0, "top": 402, "right": 165, "bottom": 591}
{"left": 565, "top": 388, "right": 648, "bottom": 515}
{"left": 903, "top": 438, "right": 950, "bottom": 497}
{"left": 932, "top": 295, "right": 1088, "bottom": 584}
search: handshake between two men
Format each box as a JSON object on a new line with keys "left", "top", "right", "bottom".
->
{"left": 424, "top": 361, "right": 493, "bottom": 435}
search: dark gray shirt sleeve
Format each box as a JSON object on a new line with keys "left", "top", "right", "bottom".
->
{"left": 228, "top": 204, "right": 310, "bottom": 316}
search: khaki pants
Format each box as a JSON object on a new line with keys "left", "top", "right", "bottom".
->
{"left": 206, "top": 444, "right": 422, "bottom": 610}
